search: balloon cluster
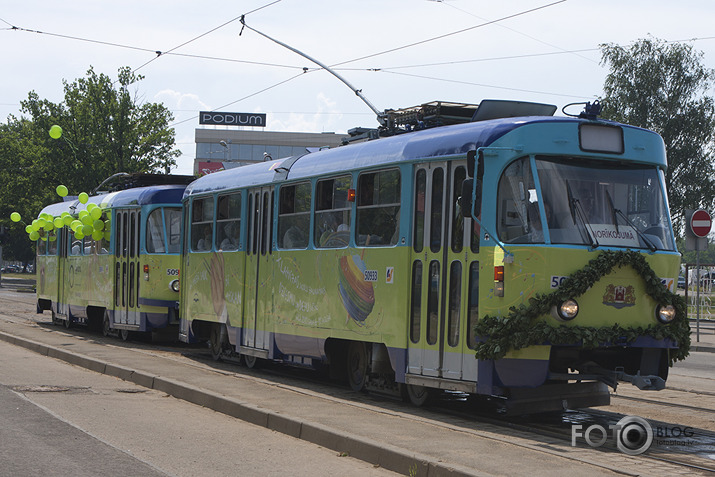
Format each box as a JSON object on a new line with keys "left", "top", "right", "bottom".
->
{"left": 10, "top": 184, "right": 111, "bottom": 243}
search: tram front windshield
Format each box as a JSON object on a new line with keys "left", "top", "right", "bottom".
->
{"left": 496, "top": 156, "right": 676, "bottom": 251}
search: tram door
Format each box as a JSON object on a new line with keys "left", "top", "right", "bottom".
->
{"left": 56, "top": 229, "right": 69, "bottom": 318}
{"left": 242, "top": 187, "right": 273, "bottom": 352}
{"left": 408, "top": 161, "right": 479, "bottom": 382}
{"left": 114, "top": 209, "right": 141, "bottom": 328}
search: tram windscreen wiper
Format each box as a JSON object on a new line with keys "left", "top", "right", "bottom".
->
{"left": 566, "top": 182, "right": 599, "bottom": 248}
{"left": 606, "top": 190, "right": 619, "bottom": 232}
{"left": 613, "top": 209, "right": 658, "bottom": 252}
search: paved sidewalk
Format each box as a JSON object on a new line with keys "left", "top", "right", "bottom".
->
{"left": 689, "top": 319, "right": 715, "bottom": 353}
{"left": 0, "top": 318, "right": 706, "bottom": 477}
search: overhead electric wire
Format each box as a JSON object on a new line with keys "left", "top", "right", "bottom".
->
{"left": 436, "top": 0, "right": 596, "bottom": 64}
{"left": 380, "top": 70, "right": 591, "bottom": 99}
{"left": 168, "top": 70, "right": 310, "bottom": 128}
{"left": 329, "top": 0, "right": 569, "bottom": 68}
{"left": 132, "top": 0, "right": 283, "bottom": 73}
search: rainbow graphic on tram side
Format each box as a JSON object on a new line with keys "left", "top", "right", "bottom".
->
{"left": 338, "top": 254, "right": 375, "bottom": 323}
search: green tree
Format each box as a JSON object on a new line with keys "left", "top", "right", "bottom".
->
{"left": 600, "top": 37, "right": 715, "bottom": 235}
{"left": 0, "top": 66, "right": 181, "bottom": 263}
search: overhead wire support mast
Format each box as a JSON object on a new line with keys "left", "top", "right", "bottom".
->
{"left": 239, "top": 16, "right": 388, "bottom": 128}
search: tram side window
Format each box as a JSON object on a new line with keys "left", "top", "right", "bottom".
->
{"left": 47, "top": 233, "right": 58, "bottom": 255}
{"left": 83, "top": 235, "right": 95, "bottom": 255}
{"left": 356, "top": 169, "right": 401, "bottom": 247}
{"left": 146, "top": 209, "right": 166, "bottom": 253}
{"left": 70, "top": 232, "right": 82, "bottom": 256}
{"left": 278, "top": 182, "right": 311, "bottom": 250}
{"left": 413, "top": 169, "right": 426, "bottom": 253}
{"left": 217, "top": 193, "right": 241, "bottom": 251}
{"left": 37, "top": 236, "right": 47, "bottom": 256}
{"left": 165, "top": 208, "right": 181, "bottom": 253}
{"left": 191, "top": 197, "right": 214, "bottom": 252}
{"left": 496, "top": 157, "right": 542, "bottom": 244}
{"left": 314, "top": 175, "right": 351, "bottom": 249}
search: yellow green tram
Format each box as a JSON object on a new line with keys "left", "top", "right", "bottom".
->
{"left": 179, "top": 110, "right": 685, "bottom": 412}
{"left": 36, "top": 182, "right": 188, "bottom": 339}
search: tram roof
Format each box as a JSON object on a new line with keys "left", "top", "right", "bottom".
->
{"left": 184, "top": 116, "right": 659, "bottom": 197}
{"left": 38, "top": 184, "right": 187, "bottom": 217}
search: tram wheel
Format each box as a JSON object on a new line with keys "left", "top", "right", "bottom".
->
{"left": 209, "top": 324, "right": 225, "bottom": 361}
{"left": 119, "top": 329, "right": 131, "bottom": 341}
{"left": 346, "top": 341, "right": 369, "bottom": 392}
{"left": 243, "top": 354, "right": 259, "bottom": 369}
{"left": 405, "top": 384, "right": 432, "bottom": 407}
{"left": 102, "top": 312, "right": 111, "bottom": 337}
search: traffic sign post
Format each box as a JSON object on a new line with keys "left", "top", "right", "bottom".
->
{"left": 685, "top": 209, "right": 713, "bottom": 343}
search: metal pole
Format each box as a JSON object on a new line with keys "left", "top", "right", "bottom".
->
{"left": 240, "top": 16, "right": 387, "bottom": 128}
{"left": 696, "top": 248, "right": 701, "bottom": 342}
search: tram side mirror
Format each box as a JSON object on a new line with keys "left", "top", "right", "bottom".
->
{"left": 466, "top": 149, "right": 484, "bottom": 178}
{"left": 461, "top": 179, "right": 481, "bottom": 218}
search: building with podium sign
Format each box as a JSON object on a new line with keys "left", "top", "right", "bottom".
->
{"left": 194, "top": 128, "right": 347, "bottom": 176}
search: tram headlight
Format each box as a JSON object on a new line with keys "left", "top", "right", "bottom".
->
{"left": 656, "top": 304, "right": 676, "bottom": 323}
{"left": 170, "top": 279, "right": 180, "bottom": 293}
{"left": 555, "top": 299, "right": 579, "bottom": 321}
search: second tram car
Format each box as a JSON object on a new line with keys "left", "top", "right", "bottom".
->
{"left": 36, "top": 175, "right": 192, "bottom": 339}
{"left": 178, "top": 103, "right": 684, "bottom": 412}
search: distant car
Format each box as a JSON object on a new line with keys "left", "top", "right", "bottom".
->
{"left": 678, "top": 276, "right": 686, "bottom": 289}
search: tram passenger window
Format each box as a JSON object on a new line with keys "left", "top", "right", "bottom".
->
{"left": 467, "top": 262, "right": 479, "bottom": 350}
{"left": 447, "top": 261, "right": 462, "bottom": 347}
{"left": 314, "top": 175, "right": 351, "bottom": 249}
{"left": 430, "top": 168, "right": 444, "bottom": 253}
{"left": 451, "top": 167, "right": 466, "bottom": 253}
{"left": 413, "top": 170, "right": 426, "bottom": 253}
{"left": 410, "top": 261, "right": 422, "bottom": 344}
{"left": 70, "top": 233, "right": 82, "bottom": 256}
{"left": 83, "top": 235, "right": 95, "bottom": 255}
{"left": 217, "top": 194, "right": 241, "bottom": 251}
{"left": 37, "top": 236, "right": 47, "bottom": 256}
{"left": 146, "top": 209, "right": 166, "bottom": 253}
{"left": 48, "top": 233, "right": 58, "bottom": 255}
{"left": 191, "top": 197, "right": 214, "bottom": 252}
{"left": 356, "top": 169, "right": 401, "bottom": 247}
{"left": 278, "top": 183, "right": 310, "bottom": 249}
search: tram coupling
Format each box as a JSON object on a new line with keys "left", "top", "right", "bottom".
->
{"left": 566, "top": 363, "right": 666, "bottom": 391}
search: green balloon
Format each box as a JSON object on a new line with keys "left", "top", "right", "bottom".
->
{"left": 25, "top": 225, "right": 32, "bottom": 234}
{"left": 71, "top": 220, "right": 82, "bottom": 231}
{"left": 64, "top": 215, "right": 74, "bottom": 226}
{"left": 31, "top": 220, "right": 41, "bottom": 231}
{"left": 81, "top": 215, "right": 93, "bottom": 226}
{"left": 49, "top": 235, "right": 57, "bottom": 242}
{"left": 29, "top": 231, "right": 40, "bottom": 241}
{"left": 10, "top": 212, "right": 21, "bottom": 222}
{"left": 78, "top": 192, "right": 89, "bottom": 204}
{"left": 37, "top": 218, "right": 47, "bottom": 229}
{"left": 90, "top": 208, "right": 102, "bottom": 220}
{"left": 82, "top": 224, "right": 93, "bottom": 235}
{"left": 56, "top": 184, "right": 68, "bottom": 197}
{"left": 93, "top": 220, "right": 104, "bottom": 231}
{"left": 54, "top": 217, "right": 64, "bottom": 228}
{"left": 75, "top": 231, "right": 84, "bottom": 240}
{"left": 91, "top": 230, "right": 103, "bottom": 241}
{"left": 45, "top": 222, "right": 54, "bottom": 232}
{"left": 49, "top": 125, "right": 62, "bottom": 139}
{"left": 103, "top": 230, "right": 111, "bottom": 241}
{"left": 78, "top": 210, "right": 89, "bottom": 219}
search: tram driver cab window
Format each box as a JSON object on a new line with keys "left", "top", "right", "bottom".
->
{"left": 497, "top": 157, "right": 544, "bottom": 244}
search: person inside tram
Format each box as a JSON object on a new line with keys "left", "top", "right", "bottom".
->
{"left": 196, "top": 225, "right": 212, "bottom": 251}
{"left": 219, "top": 222, "right": 239, "bottom": 251}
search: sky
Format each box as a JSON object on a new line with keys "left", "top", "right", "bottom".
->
{"left": 2, "top": 0, "right": 715, "bottom": 176}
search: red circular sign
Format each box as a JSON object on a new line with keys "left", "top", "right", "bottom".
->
{"left": 691, "top": 209, "right": 712, "bottom": 238}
